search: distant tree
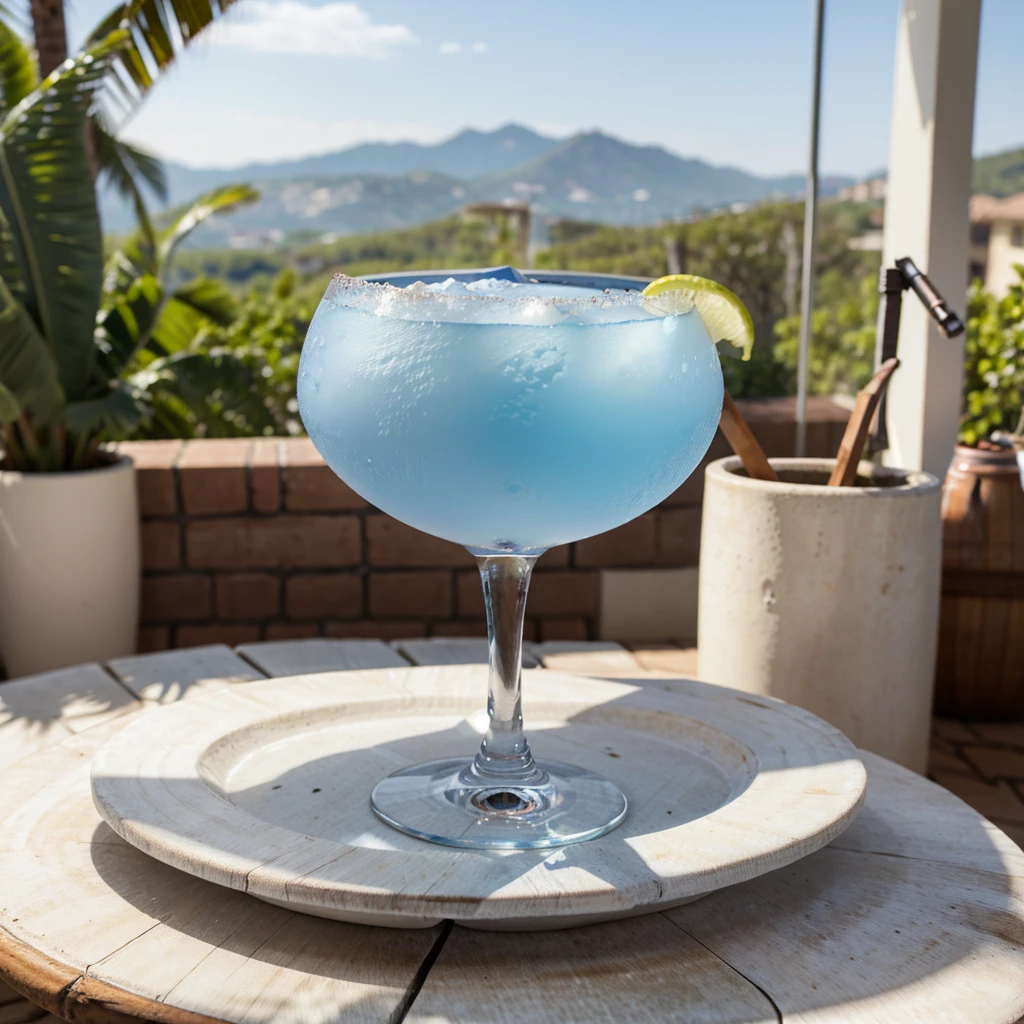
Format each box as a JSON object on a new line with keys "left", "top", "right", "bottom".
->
{"left": 773, "top": 260, "right": 880, "bottom": 398}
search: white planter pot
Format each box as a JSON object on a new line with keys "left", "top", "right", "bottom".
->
{"left": 0, "top": 455, "right": 140, "bottom": 678}
{"left": 697, "top": 457, "right": 942, "bottom": 773}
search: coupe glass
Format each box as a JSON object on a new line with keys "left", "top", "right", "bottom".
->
{"left": 297, "top": 269, "right": 723, "bottom": 849}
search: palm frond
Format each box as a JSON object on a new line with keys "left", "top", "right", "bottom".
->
{"left": 140, "top": 346, "right": 278, "bottom": 436}
{"left": 0, "top": 379, "right": 18, "bottom": 423}
{"left": 170, "top": 275, "right": 235, "bottom": 324}
{"left": 157, "top": 183, "right": 258, "bottom": 279}
{"left": 0, "top": 188, "right": 23, "bottom": 297}
{"left": 88, "top": 0, "right": 240, "bottom": 126}
{"left": 94, "top": 270, "right": 162, "bottom": 377}
{"left": 65, "top": 379, "right": 145, "bottom": 435}
{"left": 148, "top": 294, "right": 207, "bottom": 353}
{"left": 92, "top": 111, "right": 166, "bottom": 242}
{"left": 0, "top": 17, "right": 36, "bottom": 118}
{"left": 0, "top": 30, "right": 129, "bottom": 401}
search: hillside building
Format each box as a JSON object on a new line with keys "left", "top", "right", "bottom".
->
{"left": 969, "top": 193, "right": 1024, "bottom": 295}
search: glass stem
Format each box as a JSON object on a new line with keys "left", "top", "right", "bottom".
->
{"left": 474, "top": 554, "right": 538, "bottom": 781}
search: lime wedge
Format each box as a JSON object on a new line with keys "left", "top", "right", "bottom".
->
{"left": 643, "top": 274, "right": 755, "bottom": 360}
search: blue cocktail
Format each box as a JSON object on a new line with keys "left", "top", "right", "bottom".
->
{"left": 298, "top": 269, "right": 724, "bottom": 848}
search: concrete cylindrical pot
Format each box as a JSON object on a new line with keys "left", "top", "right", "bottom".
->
{"left": 698, "top": 457, "right": 942, "bottom": 774}
{"left": 0, "top": 456, "right": 140, "bottom": 678}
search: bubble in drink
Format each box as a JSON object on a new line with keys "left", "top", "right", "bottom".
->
{"left": 298, "top": 276, "right": 723, "bottom": 553}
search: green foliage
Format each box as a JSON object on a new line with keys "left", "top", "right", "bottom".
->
{"left": 0, "top": 0, "right": 251, "bottom": 471}
{"left": 535, "top": 201, "right": 877, "bottom": 399}
{"left": 0, "top": 18, "right": 36, "bottom": 117}
{"left": 972, "top": 147, "right": 1024, "bottom": 199}
{"left": 959, "top": 266, "right": 1024, "bottom": 446}
{"left": 773, "top": 259, "right": 880, "bottom": 397}
{"left": 129, "top": 270, "right": 310, "bottom": 438}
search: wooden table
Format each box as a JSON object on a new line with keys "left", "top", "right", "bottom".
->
{"left": 1, "top": 638, "right": 1022, "bottom": 1024}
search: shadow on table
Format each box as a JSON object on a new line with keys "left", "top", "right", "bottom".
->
{"left": 88, "top": 672, "right": 1024, "bottom": 1021}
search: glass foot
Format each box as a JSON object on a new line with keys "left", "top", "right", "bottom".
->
{"left": 370, "top": 757, "right": 628, "bottom": 850}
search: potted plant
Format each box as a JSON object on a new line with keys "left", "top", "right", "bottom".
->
{"left": 934, "top": 267, "right": 1024, "bottom": 719}
{"left": 0, "top": 2, "right": 249, "bottom": 677}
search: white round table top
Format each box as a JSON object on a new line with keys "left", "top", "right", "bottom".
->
{"left": 0, "top": 638, "right": 1022, "bottom": 1024}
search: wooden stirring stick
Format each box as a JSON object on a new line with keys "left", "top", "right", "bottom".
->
{"left": 828, "top": 358, "right": 901, "bottom": 487}
{"left": 719, "top": 390, "right": 779, "bottom": 482}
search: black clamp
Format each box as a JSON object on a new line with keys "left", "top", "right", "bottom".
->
{"left": 869, "top": 256, "right": 965, "bottom": 455}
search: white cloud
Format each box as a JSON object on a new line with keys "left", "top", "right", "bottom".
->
{"left": 204, "top": 1, "right": 418, "bottom": 59}
{"left": 123, "top": 110, "right": 441, "bottom": 168}
{"left": 438, "top": 41, "right": 463, "bottom": 55}
{"left": 470, "top": 41, "right": 488, "bottom": 54}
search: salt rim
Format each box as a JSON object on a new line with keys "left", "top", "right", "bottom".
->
{"left": 321, "top": 273, "right": 693, "bottom": 325}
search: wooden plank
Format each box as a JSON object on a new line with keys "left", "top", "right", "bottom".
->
{"left": 236, "top": 639, "right": 405, "bottom": 677}
{"left": 533, "top": 641, "right": 643, "bottom": 676}
{"left": 719, "top": 389, "right": 779, "bottom": 483}
{"left": 106, "top": 645, "right": 263, "bottom": 703}
{"left": 630, "top": 646, "right": 700, "bottom": 677}
{"left": 0, "top": 665, "right": 138, "bottom": 772}
{"left": 408, "top": 915, "right": 778, "bottom": 1024}
{"left": 395, "top": 638, "right": 540, "bottom": 669}
{"left": 827, "top": 358, "right": 900, "bottom": 487}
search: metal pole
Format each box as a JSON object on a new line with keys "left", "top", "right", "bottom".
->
{"left": 795, "top": 0, "right": 825, "bottom": 457}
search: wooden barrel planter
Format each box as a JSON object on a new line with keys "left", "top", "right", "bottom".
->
{"left": 934, "top": 445, "right": 1024, "bottom": 719}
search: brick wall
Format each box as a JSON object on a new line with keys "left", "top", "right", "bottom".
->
{"left": 118, "top": 397, "right": 849, "bottom": 652}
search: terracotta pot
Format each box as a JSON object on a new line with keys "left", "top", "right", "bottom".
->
{"left": 0, "top": 456, "right": 140, "bottom": 678}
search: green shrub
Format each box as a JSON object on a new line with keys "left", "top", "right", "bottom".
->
{"left": 959, "top": 266, "right": 1024, "bottom": 445}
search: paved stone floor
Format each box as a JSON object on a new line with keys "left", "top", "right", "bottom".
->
{"left": 929, "top": 718, "right": 1024, "bottom": 849}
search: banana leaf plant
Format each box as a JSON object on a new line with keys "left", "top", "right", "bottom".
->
{"left": 2, "top": 0, "right": 240, "bottom": 243}
{"left": 0, "top": 31, "right": 257, "bottom": 470}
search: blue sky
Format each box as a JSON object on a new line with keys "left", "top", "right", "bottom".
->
{"left": 65, "top": 0, "right": 1024, "bottom": 175}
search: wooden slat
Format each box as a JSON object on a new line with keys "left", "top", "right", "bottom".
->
{"left": 410, "top": 914, "right": 778, "bottom": 1024}
{"left": 532, "top": 641, "right": 642, "bottom": 676}
{"left": 0, "top": 665, "right": 138, "bottom": 772}
{"left": 106, "top": 645, "right": 263, "bottom": 703}
{"left": 719, "top": 390, "right": 779, "bottom": 483}
{"left": 942, "top": 568, "right": 1024, "bottom": 599}
{"left": 236, "top": 639, "right": 405, "bottom": 677}
{"left": 394, "top": 638, "right": 540, "bottom": 669}
{"left": 630, "top": 646, "right": 700, "bottom": 677}
{"left": 827, "top": 357, "right": 899, "bottom": 487}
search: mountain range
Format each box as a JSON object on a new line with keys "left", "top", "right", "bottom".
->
{"left": 103, "top": 124, "right": 854, "bottom": 240}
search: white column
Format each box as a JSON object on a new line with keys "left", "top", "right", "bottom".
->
{"left": 881, "top": 0, "right": 980, "bottom": 478}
